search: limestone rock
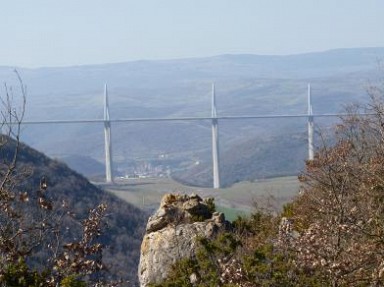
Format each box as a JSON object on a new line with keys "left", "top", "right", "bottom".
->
{"left": 138, "top": 193, "right": 230, "bottom": 287}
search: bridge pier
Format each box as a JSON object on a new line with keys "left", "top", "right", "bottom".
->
{"left": 211, "top": 83, "right": 220, "bottom": 189}
{"left": 307, "top": 83, "right": 314, "bottom": 160}
{"left": 104, "top": 84, "right": 114, "bottom": 183}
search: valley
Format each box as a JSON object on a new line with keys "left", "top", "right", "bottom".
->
{"left": 99, "top": 176, "right": 300, "bottom": 221}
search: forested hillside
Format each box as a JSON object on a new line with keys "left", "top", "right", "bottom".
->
{"left": 0, "top": 135, "right": 147, "bottom": 285}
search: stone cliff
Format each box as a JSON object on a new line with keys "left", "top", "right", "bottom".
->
{"left": 138, "top": 193, "right": 230, "bottom": 287}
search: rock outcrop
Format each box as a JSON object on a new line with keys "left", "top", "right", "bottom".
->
{"left": 138, "top": 193, "right": 230, "bottom": 287}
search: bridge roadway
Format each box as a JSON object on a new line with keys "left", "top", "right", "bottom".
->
{"left": 19, "top": 113, "right": 365, "bottom": 125}
{"left": 17, "top": 111, "right": 372, "bottom": 187}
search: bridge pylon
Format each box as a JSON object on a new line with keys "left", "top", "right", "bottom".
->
{"left": 104, "top": 84, "right": 114, "bottom": 183}
{"left": 211, "top": 83, "right": 220, "bottom": 189}
{"left": 308, "top": 83, "right": 314, "bottom": 161}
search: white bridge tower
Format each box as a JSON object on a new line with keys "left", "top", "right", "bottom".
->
{"left": 211, "top": 83, "right": 220, "bottom": 189}
{"left": 104, "top": 84, "right": 114, "bottom": 183}
{"left": 307, "top": 83, "right": 314, "bottom": 160}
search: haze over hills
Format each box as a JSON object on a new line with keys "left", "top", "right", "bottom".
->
{"left": 1, "top": 47, "right": 384, "bottom": 186}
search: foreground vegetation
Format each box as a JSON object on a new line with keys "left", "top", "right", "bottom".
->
{"left": 157, "top": 92, "right": 384, "bottom": 286}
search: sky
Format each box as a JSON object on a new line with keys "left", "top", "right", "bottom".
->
{"left": 1, "top": 0, "right": 384, "bottom": 68}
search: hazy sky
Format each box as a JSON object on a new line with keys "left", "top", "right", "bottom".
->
{"left": 1, "top": 0, "right": 384, "bottom": 68}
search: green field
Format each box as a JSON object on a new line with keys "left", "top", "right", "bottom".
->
{"left": 98, "top": 176, "right": 300, "bottom": 221}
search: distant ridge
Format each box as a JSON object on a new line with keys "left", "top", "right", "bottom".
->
{"left": 1, "top": 46, "right": 384, "bottom": 70}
